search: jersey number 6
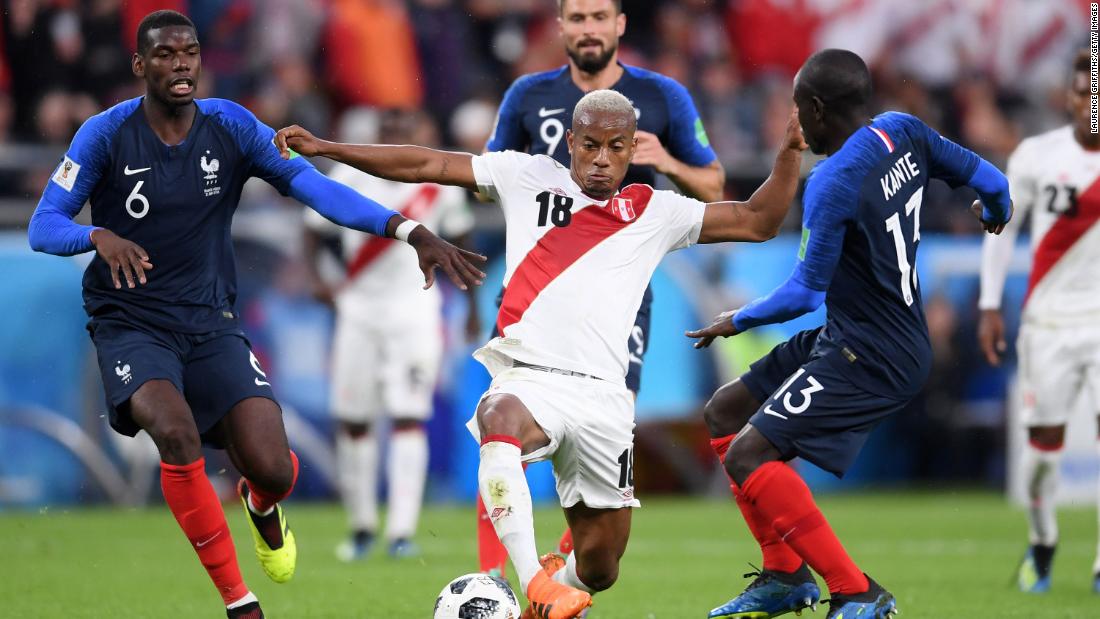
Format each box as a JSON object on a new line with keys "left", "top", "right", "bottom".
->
{"left": 126, "top": 180, "right": 151, "bottom": 219}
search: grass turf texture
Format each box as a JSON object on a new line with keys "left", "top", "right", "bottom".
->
{"left": 1, "top": 491, "right": 1096, "bottom": 618}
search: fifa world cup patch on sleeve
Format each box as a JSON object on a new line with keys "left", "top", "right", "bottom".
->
{"left": 798, "top": 227, "right": 811, "bottom": 260}
{"left": 694, "top": 118, "right": 710, "bottom": 148}
{"left": 51, "top": 156, "right": 81, "bottom": 192}
{"left": 271, "top": 138, "right": 300, "bottom": 159}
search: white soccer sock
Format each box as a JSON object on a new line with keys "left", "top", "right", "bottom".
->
{"left": 385, "top": 427, "right": 428, "bottom": 541}
{"left": 226, "top": 591, "right": 258, "bottom": 609}
{"left": 479, "top": 439, "right": 541, "bottom": 591}
{"left": 1023, "top": 442, "right": 1061, "bottom": 547}
{"left": 336, "top": 431, "right": 379, "bottom": 533}
{"left": 552, "top": 552, "right": 595, "bottom": 594}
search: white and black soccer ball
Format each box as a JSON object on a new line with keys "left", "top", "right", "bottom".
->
{"left": 433, "top": 573, "right": 521, "bottom": 619}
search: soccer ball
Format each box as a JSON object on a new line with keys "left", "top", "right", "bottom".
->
{"left": 433, "top": 573, "right": 521, "bottom": 619}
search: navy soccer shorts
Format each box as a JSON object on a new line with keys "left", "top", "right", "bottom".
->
{"left": 739, "top": 327, "right": 909, "bottom": 477}
{"left": 88, "top": 317, "right": 277, "bottom": 446}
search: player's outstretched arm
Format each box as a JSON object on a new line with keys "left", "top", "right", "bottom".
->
{"left": 275, "top": 124, "right": 479, "bottom": 192}
{"left": 696, "top": 109, "right": 807, "bottom": 244}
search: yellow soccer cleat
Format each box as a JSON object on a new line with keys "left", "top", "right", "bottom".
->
{"left": 237, "top": 478, "right": 296, "bottom": 583}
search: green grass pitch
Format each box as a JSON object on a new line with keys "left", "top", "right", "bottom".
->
{"left": 2, "top": 491, "right": 1097, "bottom": 618}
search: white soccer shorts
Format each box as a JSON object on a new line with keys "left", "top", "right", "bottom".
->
{"left": 1017, "top": 322, "right": 1100, "bottom": 426}
{"left": 466, "top": 366, "right": 640, "bottom": 510}
{"left": 329, "top": 311, "right": 442, "bottom": 422}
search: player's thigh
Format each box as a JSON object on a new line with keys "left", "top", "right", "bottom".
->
{"left": 1018, "top": 323, "right": 1083, "bottom": 427}
{"left": 747, "top": 355, "right": 907, "bottom": 477}
{"left": 380, "top": 318, "right": 442, "bottom": 420}
{"left": 330, "top": 313, "right": 383, "bottom": 423}
{"left": 182, "top": 331, "right": 279, "bottom": 444}
{"left": 87, "top": 318, "right": 189, "bottom": 438}
{"left": 552, "top": 377, "right": 639, "bottom": 511}
{"left": 468, "top": 369, "right": 557, "bottom": 457}
{"left": 220, "top": 396, "right": 293, "bottom": 489}
{"left": 739, "top": 327, "right": 823, "bottom": 405}
{"left": 703, "top": 378, "right": 762, "bottom": 438}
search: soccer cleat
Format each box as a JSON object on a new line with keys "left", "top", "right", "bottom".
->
{"left": 708, "top": 563, "right": 821, "bottom": 618}
{"left": 521, "top": 570, "right": 593, "bottom": 619}
{"left": 388, "top": 537, "right": 420, "bottom": 559}
{"left": 824, "top": 575, "right": 897, "bottom": 619}
{"left": 335, "top": 530, "right": 375, "bottom": 562}
{"left": 1093, "top": 572, "right": 1100, "bottom": 595}
{"left": 238, "top": 479, "right": 297, "bottom": 583}
{"left": 1014, "top": 545, "right": 1054, "bottom": 593}
{"left": 226, "top": 601, "right": 264, "bottom": 619}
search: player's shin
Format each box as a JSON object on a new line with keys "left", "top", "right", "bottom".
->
{"left": 336, "top": 431, "right": 380, "bottom": 535}
{"left": 478, "top": 436, "right": 542, "bottom": 590}
{"left": 385, "top": 426, "right": 428, "bottom": 542}
{"left": 1024, "top": 439, "right": 1061, "bottom": 551}
{"left": 160, "top": 458, "right": 251, "bottom": 606}
{"left": 739, "top": 461, "right": 868, "bottom": 596}
{"left": 711, "top": 435, "right": 803, "bottom": 573}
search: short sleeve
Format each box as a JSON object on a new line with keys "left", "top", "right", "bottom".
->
{"left": 203, "top": 99, "right": 315, "bottom": 195}
{"left": 471, "top": 150, "right": 531, "bottom": 203}
{"left": 658, "top": 77, "right": 718, "bottom": 167}
{"left": 650, "top": 190, "right": 707, "bottom": 251}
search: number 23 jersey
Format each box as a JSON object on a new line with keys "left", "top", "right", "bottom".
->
{"left": 471, "top": 150, "right": 706, "bottom": 385}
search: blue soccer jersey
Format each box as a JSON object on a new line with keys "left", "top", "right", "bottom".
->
{"left": 32, "top": 97, "right": 318, "bottom": 333}
{"left": 486, "top": 63, "right": 717, "bottom": 187}
{"left": 737, "top": 112, "right": 1010, "bottom": 398}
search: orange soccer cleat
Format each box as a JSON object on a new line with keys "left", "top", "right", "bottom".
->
{"left": 520, "top": 567, "right": 592, "bottom": 619}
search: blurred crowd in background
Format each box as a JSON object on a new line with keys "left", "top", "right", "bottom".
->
{"left": 0, "top": 0, "right": 1096, "bottom": 505}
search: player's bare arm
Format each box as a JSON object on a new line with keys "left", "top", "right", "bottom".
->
{"left": 632, "top": 130, "right": 726, "bottom": 202}
{"left": 276, "top": 124, "right": 479, "bottom": 192}
{"left": 696, "top": 108, "right": 807, "bottom": 244}
{"left": 89, "top": 228, "right": 154, "bottom": 289}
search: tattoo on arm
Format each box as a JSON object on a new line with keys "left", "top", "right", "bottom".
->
{"left": 440, "top": 157, "right": 450, "bottom": 179}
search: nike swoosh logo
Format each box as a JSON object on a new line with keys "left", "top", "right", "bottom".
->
{"left": 196, "top": 531, "right": 222, "bottom": 547}
{"left": 255, "top": 378, "right": 270, "bottom": 387}
{"left": 124, "top": 165, "right": 151, "bottom": 175}
{"left": 538, "top": 107, "right": 565, "bottom": 118}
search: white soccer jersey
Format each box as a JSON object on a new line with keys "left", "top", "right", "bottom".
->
{"left": 471, "top": 151, "right": 706, "bottom": 384}
{"left": 304, "top": 164, "right": 475, "bottom": 315}
{"left": 980, "top": 126, "right": 1100, "bottom": 325}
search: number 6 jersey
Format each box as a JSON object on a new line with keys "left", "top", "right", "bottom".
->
{"left": 980, "top": 125, "right": 1100, "bottom": 326}
{"left": 40, "top": 97, "right": 314, "bottom": 333}
{"left": 471, "top": 150, "right": 706, "bottom": 385}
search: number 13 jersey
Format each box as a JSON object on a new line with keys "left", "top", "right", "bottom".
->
{"left": 471, "top": 151, "right": 706, "bottom": 385}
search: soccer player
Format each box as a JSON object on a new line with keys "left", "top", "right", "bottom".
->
{"left": 686, "top": 49, "right": 1012, "bottom": 619}
{"left": 481, "top": 0, "right": 723, "bottom": 575}
{"left": 26, "top": 11, "right": 484, "bottom": 618}
{"left": 276, "top": 88, "right": 805, "bottom": 619}
{"left": 979, "top": 50, "right": 1100, "bottom": 594}
{"left": 303, "top": 109, "right": 478, "bottom": 561}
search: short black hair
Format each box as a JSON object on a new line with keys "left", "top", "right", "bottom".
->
{"left": 558, "top": 0, "right": 622, "bottom": 16}
{"left": 136, "top": 10, "right": 196, "bottom": 55}
{"left": 798, "top": 48, "right": 872, "bottom": 109}
{"left": 1074, "top": 48, "right": 1091, "bottom": 75}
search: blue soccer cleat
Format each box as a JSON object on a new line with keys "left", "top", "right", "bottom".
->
{"left": 387, "top": 537, "right": 420, "bottom": 559}
{"left": 708, "top": 563, "right": 821, "bottom": 618}
{"left": 1014, "top": 545, "right": 1054, "bottom": 593}
{"left": 335, "top": 530, "right": 375, "bottom": 562}
{"left": 823, "top": 575, "right": 897, "bottom": 619}
{"left": 1092, "top": 571, "right": 1100, "bottom": 595}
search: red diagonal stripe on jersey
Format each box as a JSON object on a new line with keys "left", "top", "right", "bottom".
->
{"left": 496, "top": 184, "right": 654, "bottom": 334}
{"left": 1025, "top": 176, "right": 1100, "bottom": 304}
{"left": 344, "top": 184, "right": 440, "bottom": 281}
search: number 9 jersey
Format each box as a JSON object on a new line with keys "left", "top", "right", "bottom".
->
{"left": 470, "top": 150, "right": 706, "bottom": 386}
{"left": 40, "top": 96, "right": 314, "bottom": 333}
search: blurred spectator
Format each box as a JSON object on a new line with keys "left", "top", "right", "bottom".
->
{"left": 449, "top": 97, "right": 497, "bottom": 154}
{"left": 323, "top": 0, "right": 423, "bottom": 109}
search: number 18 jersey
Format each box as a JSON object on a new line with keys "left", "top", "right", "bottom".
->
{"left": 471, "top": 151, "right": 706, "bottom": 384}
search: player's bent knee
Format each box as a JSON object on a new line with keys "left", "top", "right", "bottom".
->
{"left": 147, "top": 417, "right": 202, "bottom": 463}
{"left": 702, "top": 380, "right": 759, "bottom": 438}
{"left": 242, "top": 450, "right": 295, "bottom": 495}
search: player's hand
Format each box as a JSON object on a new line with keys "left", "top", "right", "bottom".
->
{"left": 407, "top": 225, "right": 487, "bottom": 291}
{"left": 783, "top": 107, "right": 809, "bottom": 152}
{"left": 631, "top": 131, "right": 674, "bottom": 174}
{"left": 685, "top": 309, "right": 740, "bottom": 349}
{"left": 970, "top": 199, "right": 1013, "bottom": 235}
{"left": 90, "top": 228, "right": 153, "bottom": 289}
{"left": 275, "top": 124, "right": 326, "bottom": 159}
{"left": 978, "top": 309, "right": 1007, "bottom": 366}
